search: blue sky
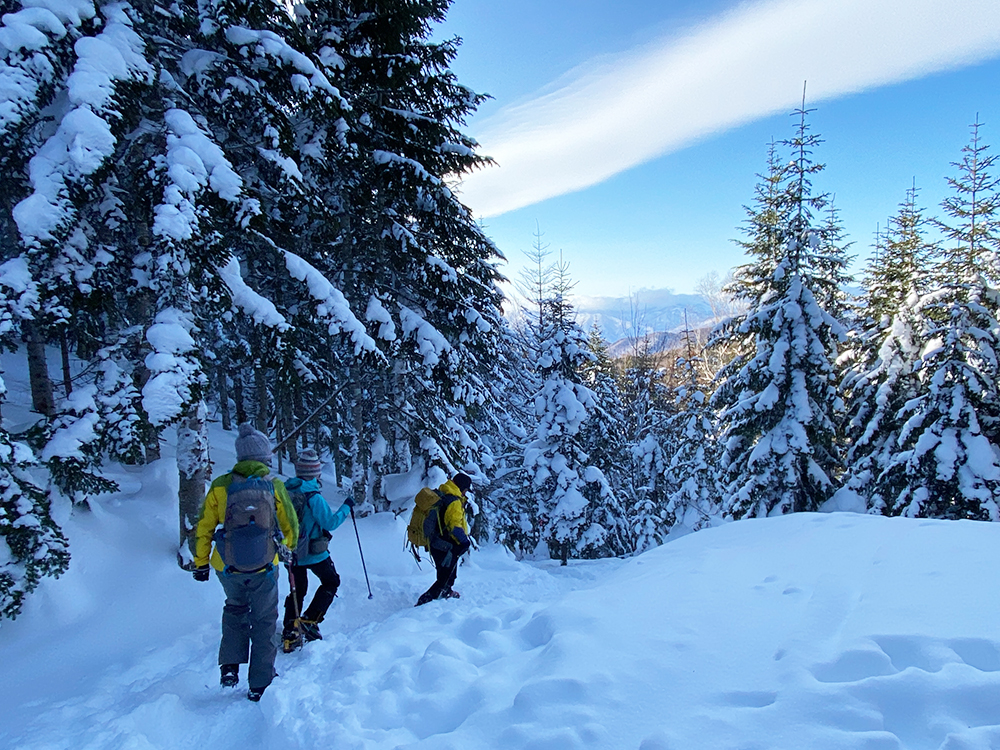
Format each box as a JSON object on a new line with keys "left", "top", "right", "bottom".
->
{"left": 437, "top": 0, "right": 1000, "bottom": 298}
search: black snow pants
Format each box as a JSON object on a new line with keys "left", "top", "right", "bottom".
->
{"left": 283, "top": 556, "right": 341, "bottom": 628}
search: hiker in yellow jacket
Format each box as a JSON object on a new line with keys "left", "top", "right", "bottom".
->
{"left": 416, "top": 473, "right": 472, "bottom": 606}
{"left": 192, "top": 423, "right": 298, "bottom": 702}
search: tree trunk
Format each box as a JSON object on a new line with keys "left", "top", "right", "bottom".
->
{"left": 24, "top": 321, "right": 54, "bottom": 417}
{"left": 59, "top": 329, "right": 72, "bottom": 397}
{"left": 254, "top": 366, "right": 268, "bottom": 432}
{"left": 331, "top": 412, "right": 342, "bottom": 487}
{"left": 177, "top": 401, "right": 210, "bottom": 569}
{"left": 233, "top": 372, "right": 246, "bottom": 425}
{"left": 217, "top": 368, "right": 231, "bottom": 431}
{"left": 350, "top": 374, "right": 367, "bottom": 508}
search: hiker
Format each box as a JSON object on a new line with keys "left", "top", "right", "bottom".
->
{"left": 192, "top": 423, "right": 298, "bottom": 702}
{"left": 416, "top": 472, "right": 472, "bottom": 606}
{"left": 281, "top": 448, "right": 355, "bottom": 653}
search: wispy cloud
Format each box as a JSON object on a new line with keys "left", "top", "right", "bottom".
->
{"left": 457, "top": 0, "right": 1000, "bottom": 217}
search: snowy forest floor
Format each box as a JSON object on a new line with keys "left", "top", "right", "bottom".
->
{"left": 3, "top": 420, "right": 1000, "bottom": 748}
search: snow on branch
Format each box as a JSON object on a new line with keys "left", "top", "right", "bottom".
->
{"left": 282, "top": 249, "right": 379, "bottom": 356}
{"left": 400, "top": 306, "right": 450, "bottom": 368}
{"left": 0, "top": 257, "right": 39, "bottom": 330}
{"left": 153, "top": 109, "right": 243, "bottom": 241}
{"left": 373, "top": 150, "right": 441, "bottom": 186}
{"left": 141, "top": 308, "right": 201, "bottom": 426}
{"left": 216, "top": 256, "right": 290, "bottom": 331}
{"left": 12, "top": 4, "right": 152, "bottom": 244}
{"left": 224, "top": 26, "right": 345, "bottom": 104}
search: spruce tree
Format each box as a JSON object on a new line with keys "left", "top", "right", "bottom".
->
{"left": 712, "top": 106, "right": 847, "bottom": 519}
{"left": 879, "top": 120, "right": 1000, "bottom": 520}
{"left": 664, "top": 325, "right": 721, "bottom": 534}
{"left": 0, "top": 258, "right": 69, "bottom": 619}
{"left": 841, "top": 186, "right": 936, "bottom": 510}
{"left": 523, "top": 257, "right": 627, "bottom": 562}
{"left": 620, "top": 321, "right": 672, "bottom": 552}
{"left": 326, "top": 0, "right": 507, "bottom": 507}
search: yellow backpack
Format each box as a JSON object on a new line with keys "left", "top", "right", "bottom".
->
{"left": 406, "top": 488, "right": 445, "bottom": 556}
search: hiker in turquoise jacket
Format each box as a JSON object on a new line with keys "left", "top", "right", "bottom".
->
{"left": 281, "top": 448, "right": 354, "bottom": 652}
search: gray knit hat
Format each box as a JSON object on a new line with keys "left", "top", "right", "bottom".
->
{"left": 235, "top": 422, "right": 272, "bottom": 465}
{"left": 294, "top": 448, "right": 322, "bottom": 479}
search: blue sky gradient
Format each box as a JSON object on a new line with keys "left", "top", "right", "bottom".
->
{"left": 438, "top": 0, "right": 1000, "bottom": 298}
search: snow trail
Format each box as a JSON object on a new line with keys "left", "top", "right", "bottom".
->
{"left": 5, "top": 446, "right": 1000, "bottom": 749}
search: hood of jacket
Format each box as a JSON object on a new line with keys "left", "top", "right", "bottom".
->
{"left": 232, "top": 459, "right": 271, "bottom": 478}
{"left": 286, "top": 476, "right": 321, "bottom": 494}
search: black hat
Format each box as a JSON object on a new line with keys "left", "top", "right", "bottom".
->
{"left": 452, "top": 472, "right": 472, "bottom": 494}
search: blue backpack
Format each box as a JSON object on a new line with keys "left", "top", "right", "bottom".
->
{"left": 213, "top": 475, "right": 278, "bottom": 572}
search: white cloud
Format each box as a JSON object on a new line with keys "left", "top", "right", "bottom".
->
{"left": 457, "top": 0, "right": 1000, "bottom": 217}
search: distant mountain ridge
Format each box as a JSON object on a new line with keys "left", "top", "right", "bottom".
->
{"left": 572, "top": 289, "right": 715, "bottom": 351}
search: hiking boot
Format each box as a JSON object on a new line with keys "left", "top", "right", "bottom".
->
{"left": 247, "top": 686, "right": 266, "bottom": 702}
{"left": 282, "top": 626, "right": 302, "bottom": 654}
{"left": 442, "top": 589, "right": 460, "bottom": 599}
{"left": 299, "top": 619, "right": 322, "bottom": 642}
{"left": 220, "top": 664, "right": 239, "bottom": 688}
{"left": 415, "top": 591, "right": 435, "bottom": 607}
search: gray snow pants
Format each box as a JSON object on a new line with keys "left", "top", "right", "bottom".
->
{"left": 217, "top": 565, "right": 279, "bottom": 690}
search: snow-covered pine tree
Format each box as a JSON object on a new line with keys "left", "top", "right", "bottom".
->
{"left": 524, "top": 256, "right": 627, "bottom": 562}
{"left": 664, "top": 322, "right": 721, "bottom": 534}
{"left": 487, "top": 235, "right": 556, "bottom": 554}
{"left": 0, "top": 0, "right": 155, "bottom": 507}
{"left": 878, "top": 120, "right": 1000, "bottom": 520}
{"left": 619, "top": 313, "right": 673, "bottom": 553}
{"left": 0, "top": 258, "right": 69, "bottom": 620}
{"left": 840, "top": 185, "right": 936, "bottom": 511}
{"left": 579, "top": 321, "right": 631, "bottom": 550}
{"left": 328, "top": 0, "right": 508, "bottom": 508}
{"left": 712, "top": 106, "right": 847, "bottom": 519}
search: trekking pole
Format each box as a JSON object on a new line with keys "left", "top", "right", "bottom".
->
{"left": 286, "top": 561, "right": 305, "bottom": 650}
{"left": 277, "top": 540, "right": 304, "bottom": 651}
{"left": 350, "top": 506, "right": 374, "bottom": 599}
{"left": 288, "top": 573, "right": 305, "bottom": 648}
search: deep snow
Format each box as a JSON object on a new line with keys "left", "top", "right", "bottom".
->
{"left": 3, "top": 434, "right": 1000, "bottom": 749}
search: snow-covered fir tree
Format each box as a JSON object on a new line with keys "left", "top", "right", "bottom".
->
{"left": 523, "top": 257, "right": 627, "bottom": 562}
{"left": 580, "top": 321, "right": 630, "bottom": 526}
{"left": 620, "top": 324, "right": 673, "bottom": 553}
{"left": 0, "top": 258, "right": 69, "bottom": 619}
{"left": 877, "top": 120, "right": 1000, "bottom": 520}
{"left": 840, "top": 185, "right": 937, "bottom": 510}
{"left": 664, "top": 325, "right": 722, "bottom": 534}
{"left": 318, "top": 0, "right": 507, "bottom": 509}
{"left": 0, "top": 0, "right": 509, "bottom": 592}
{"left": 712, "top": 106, "right": 847, "bottom": 519}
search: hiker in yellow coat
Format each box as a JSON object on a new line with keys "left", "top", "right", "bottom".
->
{"left": 192, "top": 423, "right": 298, "bottom": 701}
{"left": 416, "top": 473, "right": 472, "bottom": 606}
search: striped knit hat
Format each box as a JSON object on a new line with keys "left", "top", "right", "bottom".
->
{"left": 294, "top": 448, "right": 322, "bottom": 479}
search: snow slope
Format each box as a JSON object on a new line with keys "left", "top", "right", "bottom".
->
{"left": 3, "top": 442, "right": 1000, "bottom": 749}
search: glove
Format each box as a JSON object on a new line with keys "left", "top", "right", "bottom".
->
{"left": 452, "top": 527, "right": 470, "bottom": 556}
{"left": 343, "top": 497, "right": 355, "bottom": 509}
{"left": 192, "top": 566, "right": 210, "bottom": 582}
{"left": 277, "top": 544, "right": 293, "bottom": 565}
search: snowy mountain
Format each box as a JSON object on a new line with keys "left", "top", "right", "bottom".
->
{"left": 573, "top": 288, "right": 715, "bottom": 343}
{"left": 3, "top": 425, "right": 999, "bottom": 749}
